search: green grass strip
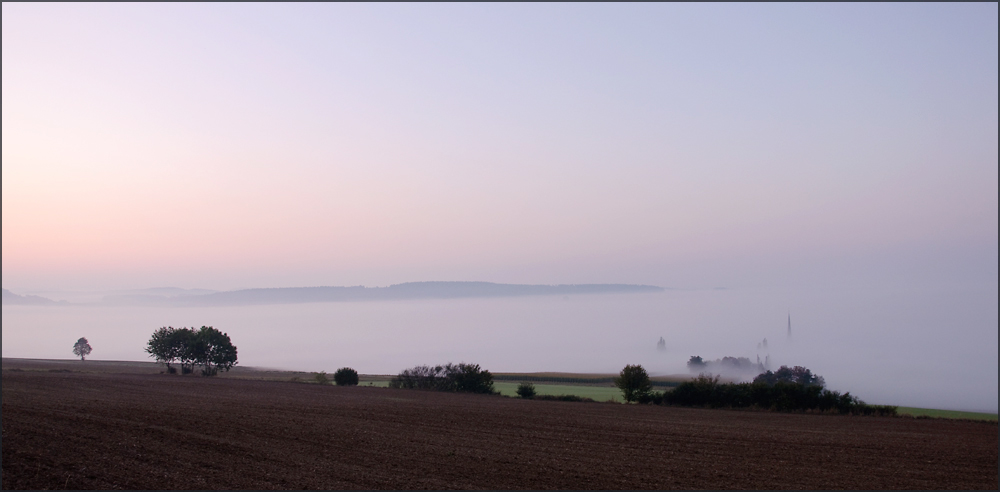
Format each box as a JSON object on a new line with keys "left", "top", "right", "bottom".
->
{"left": 493, "top": 382, "right": 622, "bottom": 401}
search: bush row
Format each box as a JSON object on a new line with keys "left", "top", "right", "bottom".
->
{"left": 389, "top": 363, "right": 497, "bottom": 394}
{"left": 643, "top": 375, "right": 896, "bottom": 416}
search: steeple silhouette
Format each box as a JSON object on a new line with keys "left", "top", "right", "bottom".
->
{"left": 787, "top": 313, "right": 791, "bottom": 340}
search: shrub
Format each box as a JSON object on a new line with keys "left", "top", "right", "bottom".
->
{"left": 615, "top": 364, "right": 653, "bottom": 403}
{"left": 389, "top": 362, "right": 496, "bottom": 394}
{"left": 333, "top": 367, "right": 359, "bottom": 386}
{"left": 637, "top": 390, "right": 665, "bottom": 405}
{"left": 516, "top": 381, "right": 536, "bottom": 399}
{"left": 314, "top": 371, "right": 330, "bottom": 385}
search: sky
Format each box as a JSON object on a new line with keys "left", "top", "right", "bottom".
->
{"left": 3, "top": 3, "right": 997, "bottom": 294}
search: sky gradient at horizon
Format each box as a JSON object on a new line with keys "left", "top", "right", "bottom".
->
{"left": 3, "top": 3, "right": 997, "bottom": 292}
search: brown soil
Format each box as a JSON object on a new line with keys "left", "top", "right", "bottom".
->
{"left": 3, "top": 361, "right": 996, "bottom": 490}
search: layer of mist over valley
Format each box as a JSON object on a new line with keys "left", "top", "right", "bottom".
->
{"left": 4, "top": 282, "right": 996, "bottom": 413}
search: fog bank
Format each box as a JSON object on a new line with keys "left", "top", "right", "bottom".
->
{"left": 3, "top": 284, "right": 996, "bottom": 413}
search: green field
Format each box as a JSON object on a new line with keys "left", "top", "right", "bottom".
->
{"left": 896, "top": 406, "right": 998, "bottom": 421}
{"left": 493, "top": 382, "right": 622, "bottom": 401}
{"left": 354, "top": 380, "right": 622, "bottom": 401}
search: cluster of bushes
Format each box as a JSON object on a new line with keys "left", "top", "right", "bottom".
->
{"left": 613, "top": 363, "right": 895, "bottom": 416}
{"left": 145, "top": 326, "right": 238, "bottom": 376}
{"left": 656, "top": 374, "right": 896, "bottom": 415}
{"left": 388, "top": 362, "right": 496, "bottom": 394}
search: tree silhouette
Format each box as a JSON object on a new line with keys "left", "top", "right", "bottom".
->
{"left": 146, "top": 327, "right": 190, "bottom": 373}
{"left": 190, "top": 326, "right": 238, "bottom": 376}
{"left": 72, "top": 337, "right": 92, "bottom": 361}
{"left": 334, "top": 367, "right": 359, "bottom": 386}
{"left": 615, "top": 364, "right": 653, "bottom": 403}
{"left": 753, "top": 365, "right": 825, "bottom": 387}
{"left": 145, "top": 326, "right": 237, "bottom": 376}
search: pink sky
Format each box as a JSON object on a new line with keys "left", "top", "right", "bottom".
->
{"left": 3, "top": 3, "right": 997, "bottom": 292}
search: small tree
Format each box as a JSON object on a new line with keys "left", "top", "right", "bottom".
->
{"left": 72, "top": 337, "right": 92, "bottom": 361}
{"left": 516, "top": 381, "right": 536, "bottom": 399}
{"left": 314, "top": 371, "right": 330, "bottom": 385}
{"left": 333, "top": 367, "right": 359, "bottom": 386}
{"left": 615, "top": 364, "right": 653, "bottom": 403}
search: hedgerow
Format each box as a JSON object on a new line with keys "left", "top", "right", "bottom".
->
{"left": 389, "top": 362, "right": 497, "bottom": 394}
{"left": 660, "top": 374, "right": 896, "bottom": 415}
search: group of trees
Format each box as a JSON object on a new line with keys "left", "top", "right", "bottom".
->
{"left": 687, "top": 355, "right": 766, "bottom": 378}
{"left": 612, "top": 363, "right": 895, "bottom": 415}
{"left": 388, "top": 362, "right": 496, "bottom": 394}
{"left": 753, "top": 365, "right": 825, "bottom": 387}
{"left": 145, "top": 326, "right": 238, "bottom": 376}
{"left": 661, "top": 373, "right": 896, "bottom": 415}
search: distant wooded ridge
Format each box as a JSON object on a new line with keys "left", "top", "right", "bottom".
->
{"left": 2, "top": 288, "right": 68, "bottom": 306}
{"left": 3, "top": 282, "right": 664, "bottom": 307}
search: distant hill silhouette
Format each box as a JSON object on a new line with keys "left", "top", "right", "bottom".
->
{"left": 101, "top": 287, "right": 219, "bottom": 305}
{"left": 7, "top": 282, "right": 664, "bottom": 307}
{"left": 2, "top": 289, "right": 66, "bottom": 306}
{"left": 156, "top": 281, "right": 664, "bottom": 306}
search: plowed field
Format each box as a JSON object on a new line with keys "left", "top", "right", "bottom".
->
{"left": 3, "top": 363, "right": 996, "bottom": 489}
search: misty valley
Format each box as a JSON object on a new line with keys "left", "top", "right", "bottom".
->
{"left": 2, "top": 281, "right": 996, "bottom": 413}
